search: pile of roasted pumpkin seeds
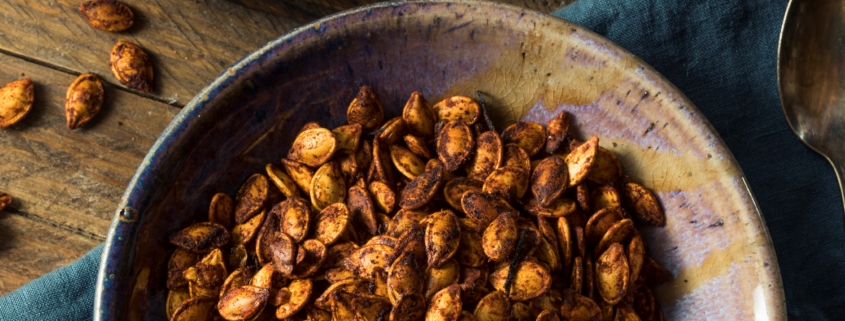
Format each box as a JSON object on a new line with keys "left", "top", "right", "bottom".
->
{"left": 166, "top": 86, "right": 675, "bottom": 321}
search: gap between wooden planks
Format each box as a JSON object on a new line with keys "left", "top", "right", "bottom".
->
{"left": 0, "top": 50, "right": 180, "bottom": 295}
{"left": 0, "top": 0, "right": 301, "bottom": 106}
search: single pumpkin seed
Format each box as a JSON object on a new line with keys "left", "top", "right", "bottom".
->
{"left": 0, "top": 78, "right": 34, "bottom": 128}
{"left": 501, "top": 121, "right": 546, "bottom": 157}
{"left": 65, "top": 73, "right": 104, "bottom": 130}
{"left": 110, "top": 41, "right": 153, "bottom": 93}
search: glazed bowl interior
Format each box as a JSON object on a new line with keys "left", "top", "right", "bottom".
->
{"left": 96, "top": 1, "right": 786, "bottom": 320}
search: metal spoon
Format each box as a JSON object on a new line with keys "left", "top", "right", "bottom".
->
{"left": 778, "top": 0, "right": 845, "bottom": 223}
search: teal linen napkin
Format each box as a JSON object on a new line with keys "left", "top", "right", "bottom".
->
{"left": 2, "top": 0, "right": 842, "bottom": 319}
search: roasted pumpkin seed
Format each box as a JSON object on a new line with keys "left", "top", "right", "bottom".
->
{"left": 234, "top": 173, "right": 269, "bottom": 224}
{"left": 545, "top": 111, "right": 569, "bottom": 154}
{"left": 231, "top": 208, "right": 266, "bottom": 245}
{"left": 501, "top": 121, "right": 546, "bottom": 157}
{"left": 456, "top": 218, "right": 486, "bottom": 267}
{"left": 352, "top": 294, "right": 393, "bottom": 321}
{"left": 169, "top": 222, "right": 230, "bottom": 254}
{"left": 400, "top": 163, "right": 445, "bottom": 210}
{"left": 530, "top": 156, "right": 569, "bottom": 207}
{"left": 556, "top": 217, "right": 573, "bottom": 274}
{"left": 387, "top": 252, "right": 425, "bottom": 305}
{"left": 372, "top": 139, "right": 395, "bottom": 185}
{"left": 595, "top": 243, "right": 629, "bottom": 305}
{"left": 489, "top": 260, "right": 552, "bottom": 301}
{"left": 220, "top": 268, "right": 251, "bottom": 298}
{"left": 388, "top": 209, "right": 427, "bottom": 238}
{"left": 310, "top": 162, "right": 346, "bottom": 210}
{"left": 437, "top": 120, "right": 475, "bottom": 172}
{"left": 275, "top": 278, "right": 313, "bottom": 319}
{"left": 249, "top": 263, "right": 274, "bottom": 289}
{"left": 585, "top": 207, "right": 624, "bottom": 245}
{"left": 570, "top": 256, "right": 583, "bottom": 294}
{"left": 207, "top": 193, "right": 234, "bottom": 229}
{"left": 627, "top": 233, "right": 645, "bottom": 283}
{"left": 291, "top": 239, "right": 327, "bottom": 278}
{"left": 461, "top": 191, "right": 514, "bottom": 230}
{"left": 473, "top": 290, "right": 511, "bottom": 321}
{"left": 331, "top": 290, "right": 357, "bottom": 321}
{"left": 405, "top": 134, "right": 434, "bottom": 158}
{"left": 166, "top": 288, "right": 191, "bottom": 319}
{"left": 592, "top": 185, "right": 621, "bottom": 212}
{"left": 482, "top": 166, "right": 529, "bottom": 201}
{"left": 433, "top": 95, "right": 480, "bottom": 125}
{"left": 502, "top": 144, "right": 531, "bottom": 173}
{"left": 622, "top": 182, "right": 665, "bottom": 226}
{"left": 314, "top": 279, "right": 368, "bottom": 310}
{"left": 459, "top": 310, "right": 478, "bottom": 321}
{"left": 0, "top": 78, "right": 34, "bottom": 128}
{"left": 425, "top": 210, "right": 461, "bottom": 268}
{"left": 347, "top": 186, "right": 379, "bottom": 235}
{"left": 378, "top": 117, "right": 409, "bottom": 145}
{"left": 79, "top": 0, "right": 134, "bottom": 32}
{"left": 369, "top": 181, "right": 396, "bottom": 214}
{"left": 595, "top": 219, "right": 635, "bottom": 257}
{"left": 171, "top": 296, "right": 216, "bottom": 321}
{"left": 466, "top": 131, "right": 504, "bottom": 181}
{"left": 217, "top": 285, "right": 269, "bottom": 321}
{"left": 443, "top": 178, "right": 484, "bottom": 211}
{"left": 584, "top": 255, "right": 595, "bottom": 300}
{"left": 333, "top": 123, "right": 363, "bottom": 152}
{"left": 344, "top": 243, "right": 395, "bottom": 277}
{"left": 423, "top": 258, "right": 459, "bottom": 300}
{"left": 511, "top": 302, "right": 533, "bottom": 321}
{"left": 401, "top": 91, "right": 437, "bottom": 137}
{"left": 110, "top": 41, "right": 153, "bottom": 93}
{"left": 347, "top": 86, "right": 385, "bottom": 131}
{"left": 281, "top": 158, "right": 314, "bottom": 195}
{"left": 227, "top": 244, "right": 247, "bottom": 270}
{"left": 65, "top": 73, "right": 104, "bottom": 130}
{"left": 586, "top": 147, "right": 622, "bottom": 185}
{"left": 565, "top": 136, "right": 598, "bottom": 186}
{"left": 391, "top": 145, "right": 426, "bottom": 179}
{"left": 269, "top": 232, "right": 297, "bottom": 276}
{"left": 167, "top": 248, "right": 200, "bottom": 289}
{"left": 314, "top": 203, "right": 350, "bottom": 246}
{"left": 426, "top": 284, "right": 463, "bottom": 321}
{"left": 525, "top": 196, "right": 577, "bottom": 218}
{"left": 266, "top": 163, "right": 300, "bottom": 198}
{"left": 390, "top": 293, "right": 427, "bottom": 321}
{"left": 559, "top": 289, "right": 601, "bottom": 321}
{"left": 613, "top": 301, "right": 639, "bottom": 321}
{"left": 632, "top": 282, "right": 656, "bottom": 320}
{"left": 482, "top": 212, "right": 517, "bottom": 262}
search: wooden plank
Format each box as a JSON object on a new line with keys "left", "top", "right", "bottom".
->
{"left": 0, "top": 211, "right": 100, "bottom": 296}
{"left": 0, "top": 53, "right": 180, "bottom": 239}
{"left": 235, "top": 0, "right": 573, "bottom": 21}
{"left": 0, "top": 0, "right": 301, "bottom": 106}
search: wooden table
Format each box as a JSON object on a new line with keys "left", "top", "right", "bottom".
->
{"left": 0, "top": 0, "right": 570, "bottom": 296}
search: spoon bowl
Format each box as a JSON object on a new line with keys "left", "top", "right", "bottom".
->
{"left": 778, "top": 0, "right": 845, "bottom": 222}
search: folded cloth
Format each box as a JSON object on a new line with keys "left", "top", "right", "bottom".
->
{"left": 0, "top": 245, "right": 102, "bottom": 320}
{"left": 1, "top": 0, "right": 841, "bottom": 320}
{"left": 554, "top": 0, "right": 845, "bottom": 319}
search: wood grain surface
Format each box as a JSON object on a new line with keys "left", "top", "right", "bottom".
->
{"left": 0, "top": 0, "right": 570, "bottom": 296}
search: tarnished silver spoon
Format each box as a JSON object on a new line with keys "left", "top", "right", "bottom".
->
{"left": 778, "top": 0, "right": 845, "bottom": 222}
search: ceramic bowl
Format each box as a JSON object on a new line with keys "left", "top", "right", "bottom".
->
{"left": 94, "top": 1, "right": 786, "bottom": 319}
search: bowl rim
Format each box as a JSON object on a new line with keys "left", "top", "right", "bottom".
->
{"left": 94, "top": 1, "right": 786, "bottom": 319}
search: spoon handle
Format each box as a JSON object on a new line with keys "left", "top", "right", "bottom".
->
{"left": 834, "top": 159, "right": 845, "bottom": 226}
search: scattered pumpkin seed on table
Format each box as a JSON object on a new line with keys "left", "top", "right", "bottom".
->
{"left": 164, "top": 86, "right": 673, "bottom": 321}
